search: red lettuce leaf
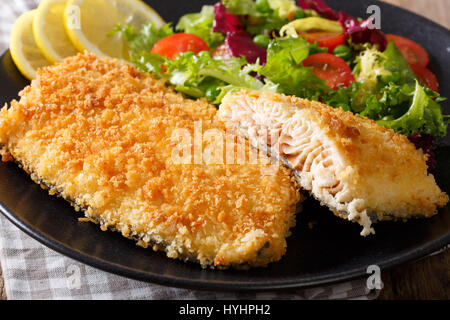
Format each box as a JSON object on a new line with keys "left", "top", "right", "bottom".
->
{"left": 212, "top": 2, "right": 267, "bottom": 64}
{"left": 297, "top": 0, "right": 339, "bottom": 20}
{"left": 225, "top": 33, "right": 267, "bottom": 64}
{"left": 212, "top": 2, "right": 246, "bottom": 35}
{"left": 338, "top": 13, "right": 387, "bottom": 51}
{"left": 408, "top": 134, "right": 436, "bottom": 174}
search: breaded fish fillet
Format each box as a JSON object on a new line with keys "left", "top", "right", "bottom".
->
{"left": 0, "top": 53, "right": 301, "bottom": 268}
{"left": 218, "top": 90, "right": 448, "bottom": 236}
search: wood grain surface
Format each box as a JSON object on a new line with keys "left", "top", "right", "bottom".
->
{"left": 382, "top": 0, "right": 450, "bottom": 28}
{"left": 0, "top": 0, "right": 449, "bottom": 301}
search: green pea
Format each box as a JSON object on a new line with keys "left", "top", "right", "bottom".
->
{"left": 333, "top": 44, "right": 352, "bottom": 61}
{"left": 255, "top": 0, "right": 271, "bottom": 14}
{"left": 253, "top": 34, "right": 270, "bottom": 48}
{"left": 293, "top": 9, "right": 305, "bottom": 19}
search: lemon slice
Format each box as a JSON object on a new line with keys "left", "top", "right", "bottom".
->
{"left": 64, "top": 0, "right": 165, "bottom": 60}
{"left": 33, "top": 0, "right": 79, "bottom": 63}
{"left": 10, "top": 10, "right": 50, "bottom": 80}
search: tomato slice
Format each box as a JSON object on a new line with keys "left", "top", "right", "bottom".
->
{"left": 301, "top": 32, "right": 345, "bottom": 53}
{"left": 151, "top": 33, "right": 209, "bottom": 59}
{"left": 302, "top": 53, "right": 354, "bottom": 90}
{"left": 409, "top": 64, "right": 439, "bottom": 92}
{"left": 287, "top": 10, "right": 295, "bottom": 20}
{"left": 385, "top": 34, "right": 429, "bottom": 67}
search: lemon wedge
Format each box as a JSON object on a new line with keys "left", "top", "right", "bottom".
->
{"left": 33, "top": 0, "right": 79, "bottom": 63}
{"left": 64, "top": 0, "right": 165, "bottom": 60}
{"left": 10, "top": 10, "right": 50, "bottom": 80}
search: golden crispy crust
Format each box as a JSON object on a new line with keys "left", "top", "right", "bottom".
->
{"left": 0, "top": 53, "right": 301, "bottom": 268}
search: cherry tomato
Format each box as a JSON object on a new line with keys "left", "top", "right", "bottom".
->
{"left": 287, "top": 10, "right": 294, "bottom": 20}
{"left": 151, "top": 33, "right": 209, "bottom": 59}
{"left": 302, "top": 32, "right": 346, "bottom": 53}
{"left": 385, "top": 34, "right": 429, "bottom": 67}
{"left": 302, "top": 53, "right": 355, "bottom": 90}
{"left": 409, "top": 64, "right": 439, "bottom": 92}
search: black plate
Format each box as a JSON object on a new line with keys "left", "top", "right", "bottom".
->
{"left": 0, "top": 0, "right": 449, "bottom": 291}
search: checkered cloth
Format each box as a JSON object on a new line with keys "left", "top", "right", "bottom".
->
{"left": 0, "top": 0, "right": 375, "bottom": 300}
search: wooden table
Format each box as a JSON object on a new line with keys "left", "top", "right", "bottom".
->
{"left": 0, "top": 0, "right": 449, "bottom": 300}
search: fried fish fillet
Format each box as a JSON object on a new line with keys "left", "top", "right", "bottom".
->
{"left": 0, "top": 53, "right": 301, "bottom": 268}
{"left": 218, "top": 90, "right": 448, "bottom": 236}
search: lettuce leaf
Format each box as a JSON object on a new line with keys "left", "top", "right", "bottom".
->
{"left": 221, "top": 0, "right": 291, "bottom": 35}
{"left": 208, "top": 3, "right": 269, "bottom": 64}
{"left": 376, "top": 82, "right": 447, "bottom": 138}
{"left": 224, "top": 32, "right": 267, "bottom": 64}
{"left": 350, "top": 42, "right": 418, "bottom": 112}
{"left": 408, "top": 134, "right": 436, "bottom": 173}
{"left": 212, "top": 2, "right": 246, "bottom": 34}
{"left": 353, "top": 46, "right": 388, "bottom": 83}
{"left": 131, "top": 52, "right": 167, "bottom": 78}
{"left": 222, "top": 0, "right": 257, "bottom": 15}
{"left": 176, "top": 5, "right": 224, "bottom": 48}
{"left": 224, "top": 0, "right": 298, "bottom": 19}
{"left": 267, "top": 0, "right": 298, "bottom": 18}
{"left": 131, "top": 50, "right": 271, "bottom": 103}
{"left": 245, "top": 9, "right": 290, "bottom": 35}
{"left": 338, "top": 14, "right": 387, "bottom": 51}
{"left": 109, "top": 22, "right": 173, "bottom": 55}
{"left": 323, "top": 59, "right": 447, "bottom": 139}
{"left": 297, "top": 0, "right": 339, "bottom": 20}
{"left": 381, "top": 41, "right": 417, "bottom": 85}
{"left": 260, "top": 38, "right": 329, "bottom": 99}
{"left": 321, "top": 82, "right": 363, "bottom": 112}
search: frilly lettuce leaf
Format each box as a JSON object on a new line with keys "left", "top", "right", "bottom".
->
{"left": 376, "top": 81, "right": 447, "bottom": 138}
{"left": 222, "top": 0, "right": 257, "bottom": 15}
{"left": 323, "top": 78, "right": 447, "bottom": 138}
{"left": 260, "top": 38, "right": 329, "bottom": 99}
{"left": 176, "top": 5, "right": 224, "bottom": 48}
{"left": 267, "top": 0, "right": 298, "bottom": 18}
{"left": 131, "top": 50, "right": 273, "bottom": 103}
{"left": 381, "top": 41, "right": 417, "bottom": 85}
{"left": 223, "top": 0, "right": 298, "bottom": 18}
{"left": 109, "top": 22, "right": 174, "bottom": 55}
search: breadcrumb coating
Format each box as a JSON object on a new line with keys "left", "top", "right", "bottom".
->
{"left": 0, "top": 53, "right": 301, "bottom": 268}
{"left": 219, "top": 90, "right": 448, "bottom": 236}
